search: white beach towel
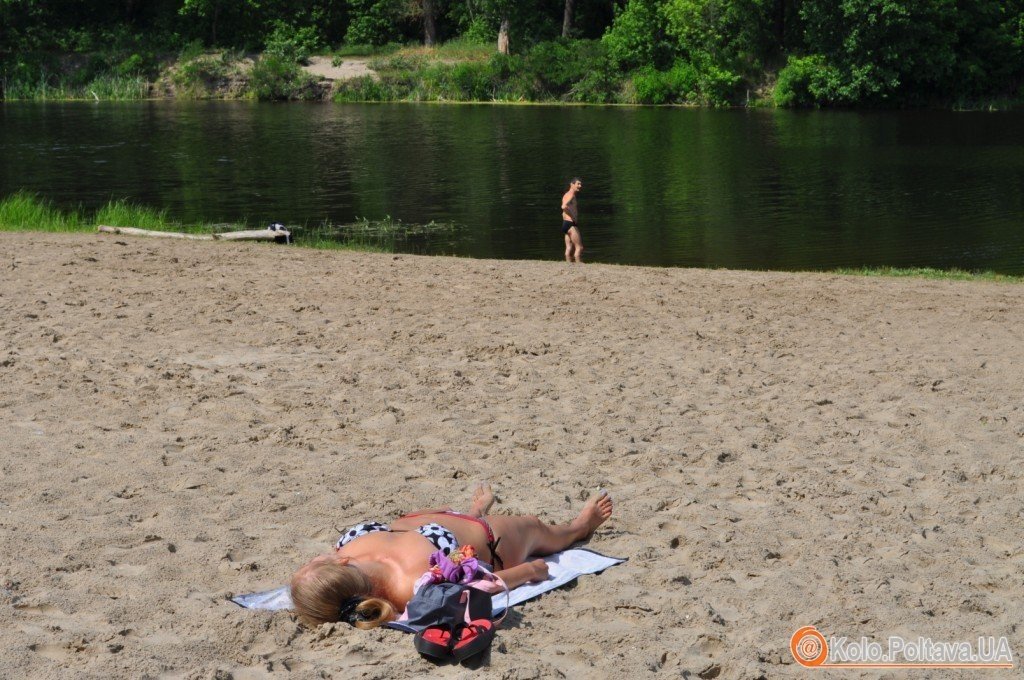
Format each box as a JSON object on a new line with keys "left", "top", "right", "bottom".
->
{"left": 231, "top": 548, "right": 625, "bottom": 621}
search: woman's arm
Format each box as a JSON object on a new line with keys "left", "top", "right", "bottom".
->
{"left": 494, "top": 559, "right": 549, "bottom": 589}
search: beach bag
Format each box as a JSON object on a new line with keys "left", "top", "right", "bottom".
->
{"left": 403, "top": 548, "right": 509, "bottom": 662}
{"left": 404, "top": 581, "right": 490, "bottom": 632}
{"left": 411, "top": 577, "right": 507, "bottom": 662}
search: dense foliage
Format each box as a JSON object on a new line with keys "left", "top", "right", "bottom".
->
{"left": 2, "top": 0, "right": 1023, "bottom": 106}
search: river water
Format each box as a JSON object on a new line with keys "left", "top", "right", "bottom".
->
{"left": 2, "top": 101, "right": 1023, "bottom": 272}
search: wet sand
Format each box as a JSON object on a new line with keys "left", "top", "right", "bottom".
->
{"left": 1, "top": 232, "right": 1021, "bottom": 678}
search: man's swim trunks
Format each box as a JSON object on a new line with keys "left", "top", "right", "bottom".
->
{"left": 561, "top": 219, "right": 577, "bottom": 234}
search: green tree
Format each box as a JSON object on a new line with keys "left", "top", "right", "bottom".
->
{"left": 799, "top": 0, "right": 958, "bottom": 104}
{"left": 602, "top": 0, "right": 672, "bottom": 69}
{"left": 661, "top": 0, "right": 783, "bottom": 73}
{"left": 345, "top": 0, "right": 408, "bottom": 45}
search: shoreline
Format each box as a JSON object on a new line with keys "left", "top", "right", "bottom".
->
{"left": 3, "top": 231, "right": 1022, "bottom": 677}
{"left": 2, "top": 225, "right": 1023, "bottom": 285}
{"left": 4, "top": 90, "right": 1022, "bottom": 113}
{"left": 3, "top": 50, "right": 1023, "bottom": 111}
{"left": 3, "top": 193, "right": 1023, "bottom": 283}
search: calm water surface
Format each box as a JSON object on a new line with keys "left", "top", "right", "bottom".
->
{"left": 2, "top": 101, "right": 1023, "bottom": 272}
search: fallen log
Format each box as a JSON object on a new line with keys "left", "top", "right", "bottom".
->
{"left": 97, "top": 226, "right": 290, "bottom": 242}
{"left": 216, "top": 228, "right": 291, "bottom": 241}
{"left": 97, "top": 225, "right": 213, "bottom": 240}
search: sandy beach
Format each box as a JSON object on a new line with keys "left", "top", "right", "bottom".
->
{"left": 1, "top": 232, "right": 1021, "bottom": 679}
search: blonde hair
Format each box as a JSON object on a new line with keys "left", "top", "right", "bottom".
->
{"left": 290, "top": 559, "right": 396, "bottom": 629}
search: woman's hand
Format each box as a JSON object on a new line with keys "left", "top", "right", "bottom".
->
{"left": 525, "top": 558, "right": 549, "bottom": 582}
{"left": 495, "top": 559, "right": 550, "bottom": 589}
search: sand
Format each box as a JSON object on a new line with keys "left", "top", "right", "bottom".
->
{"left": 302, "top": 56, "right": 376, "bottom": 82}
{"left": 1, "top": 232, "right": 1021, "bottom": 679}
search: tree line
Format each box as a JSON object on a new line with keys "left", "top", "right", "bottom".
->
{"left": 3, "top": 0, "right": 1023, "bottom": 106}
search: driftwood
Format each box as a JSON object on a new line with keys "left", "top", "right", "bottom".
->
{"left": 97, "top": 225, "right": 213, "bottom": 240}
{"left": 216, "top": 228, "right": 290, "bottom": 241}
{"left": 97, "top": 225, "right": 290, "bottom": 242}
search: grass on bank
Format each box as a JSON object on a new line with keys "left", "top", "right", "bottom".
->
{"left": 0, "top": 192, "right": 213, "bottom": 234}
{"left": 833, "top": 266, "right": 1024, "bottom": 283}
{"left": 294, "top": 215, "right": 457, "bottom": 252}
{"left": 3, "top": 194, "right": 1019, "bottom": 280}
{"left": 0, "top": 193, "right": 449, "bottom": 253}
{"left": 0, "top": 191, "right": 87, "bottom": 231}
{"left": 1, "top": 73, "right": 149, "bottom": 101}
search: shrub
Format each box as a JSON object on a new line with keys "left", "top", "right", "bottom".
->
{"left": 773, "top": 54, "right": 841, "bottom": 107}
{"left": 116, "top": 53, "right": 145, "bottom": 76}
{"left": 179, "top": 39, "right": 206, "bottom": 62}
{"left": 461, "top": 16, "right": 495, "bottom": 45}
{"left": 696, "top": 62, "right": 742, "bottom": 105}
{"left": 570, "top": 66, "right": 621, "bottom": 103}
{"left": 603, "top": 0, "right": 673, "bottom": 70}
{"left": 333, "top": 74, "right": 413, "bottom": 101}
{"left": 632, "top": 66, "right": 669, "bottom": 104}
{"left": 631, "top": 61, "right": 736, "bottom": 105}
{"left": 265, "top": 21, "right": 322, "bottom": 65}
{"left": 447, "top": 62, "right": 494, "bottom": 100}
{"left": 344, "top": 0, "right": 406, "bottom": 46}
{"left": 521, "top": 39, "right": 611, "bottom": 100}
{"left": 173, "top": 55, "right": 229, "bottom": 95}
{"left": 249, "top": 54, "right": 318, "bottom": 100}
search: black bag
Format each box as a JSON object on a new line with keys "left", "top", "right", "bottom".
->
{"left": 403, "top": 582, "right": 491, "bottom": 632}
{"left": 409, "top": 583, "right": 497, "bottom": 662}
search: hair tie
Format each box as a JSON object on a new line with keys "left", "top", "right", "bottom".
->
{"left": 337, "top": 596, "right": 365, "bottom": 626}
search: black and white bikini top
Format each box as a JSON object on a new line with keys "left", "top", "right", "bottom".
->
{"left": 336, "top": 521, "right": 459, "bottom": 556}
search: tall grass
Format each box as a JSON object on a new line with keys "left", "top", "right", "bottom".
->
{"left": 0, "top": 193, "right": 454, "bottom": 254}
{"left": 95, "top": 199, "right": 213, "bottom": 234}
{"left": 0, "top": 191, "right": 87, "bottom": 231}
{"left": 393, "top": 38, "right": 493, "bottom": 63}
{"left": 331, "top": 42, "right": 403, "bottom": 58}
{"left": 292, "top": 216, "right": 458, "bottom": 251}
{"left": 1, "top": 74, "right": 148, "bottom": 101}
{"left": 0, "top": 192, "right": 212, "bottom": 234}
{"left": 833, "top": 266, "right": 1024, "bottom": 283}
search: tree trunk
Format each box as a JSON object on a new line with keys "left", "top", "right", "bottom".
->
{"left": 497, "top": 16, "right": 510, "bottom": 54}
{"left": 562, "top": 0, "right": 576, "bottom": 38}
{"left": 773, "top": 0, "right": 785, "bottom": 51}
{"left": 423, "top": 0, "right": 437, "bottom": 47}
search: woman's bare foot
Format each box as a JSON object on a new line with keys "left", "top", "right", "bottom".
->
{"left": 571, "top": 489, "right": 613, "bottom": 539}
{"left": 467, "top": 482, "right": 495, "bottom": 517}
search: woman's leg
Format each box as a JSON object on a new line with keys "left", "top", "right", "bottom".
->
{"left": 485, "top": 491, "right": 612, "bottom": 567}
{"left": 466, "top": 482, "right": 495, "bottom": 517}
{"left": 394, "top": 483, "right": 495, "bottom": 528}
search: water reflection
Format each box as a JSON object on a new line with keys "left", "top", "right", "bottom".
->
{"left": 1, "top": 101, "right": 1022, "bottom": 273}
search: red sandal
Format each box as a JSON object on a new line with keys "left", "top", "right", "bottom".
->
{"left": 452, "top": 619, "right": 495, "bottom": 662}
{"left": 414, "top": 624, "right": 456, "bottom": 660}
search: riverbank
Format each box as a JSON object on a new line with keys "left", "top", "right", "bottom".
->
{"left": 4, "top": 43, "right": 660, "bottom": 105}
{"left": 0, "top": 192, "right": 453, "bottom": 255}
{"left": 2, "top": 232, "right": 1021, "bottom": 677}
{"left": 3, "top": 41, "right": 745, "bottom": 105}
{"left": 3, "top": 192, "right": 1021, "bottom": 282}
{"left": 5, "top": 45, "right": 1022, "bottom": 109}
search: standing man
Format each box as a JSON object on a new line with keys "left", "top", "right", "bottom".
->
{"left": 561, "top": 177, "right": 584, "bottom": 263}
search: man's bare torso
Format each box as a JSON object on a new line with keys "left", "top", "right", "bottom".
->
{"left": 562, "top": 191, "right": 578, "bottom": 223}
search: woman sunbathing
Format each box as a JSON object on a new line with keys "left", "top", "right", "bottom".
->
{"left": 290, "top": 484, "right": 613, "bottom": 628}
